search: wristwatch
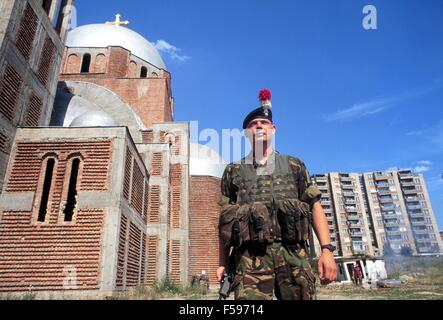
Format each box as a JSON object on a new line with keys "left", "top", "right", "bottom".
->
{"left": 321, "top": 243, "right": 336, "bottom": 253}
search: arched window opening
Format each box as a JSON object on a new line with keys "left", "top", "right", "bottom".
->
{"left": 140, "top": 66, "right": 148, "bottom": 78}
{"left": 38, "top": 158, "right": 55, "bottom": 222}
{"left": 63, "top": 158, "right": 80, "bottom": 222}
{"left": 80, "top": 53, "right": 91, "bottom": 73}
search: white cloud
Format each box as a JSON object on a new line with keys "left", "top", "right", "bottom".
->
{"left": 323, "top": 81, "right": 442, "bottom": 122}
{"left": 416, "top": 160, "right": 432, "bottom": 166}
{"left": 154, "top": 40, "right": 191, "bottom": 63}
{"left": 414, "top": 166, "right": 431, "bottom": 173}
{"left": 406, "top": 130, "right": 424, "bottom": 136}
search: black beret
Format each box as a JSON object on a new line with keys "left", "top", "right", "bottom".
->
{"left": 242, "top": 107, "right": 273, "bottom": 129}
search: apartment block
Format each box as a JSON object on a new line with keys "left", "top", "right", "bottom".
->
{"left": 312, "top": 169, "right": 443, "bottom": 258}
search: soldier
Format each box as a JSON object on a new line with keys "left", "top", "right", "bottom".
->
{"left": 217, "top": 89, "right": 337, "bottom": 300}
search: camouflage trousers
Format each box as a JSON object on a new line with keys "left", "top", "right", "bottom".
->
{"left": 233, "top": 242, "right": 316, "bottom": 300}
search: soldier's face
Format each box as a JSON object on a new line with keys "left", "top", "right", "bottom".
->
{"left": 246, "top": 118, "right": 276, "bottom": 144}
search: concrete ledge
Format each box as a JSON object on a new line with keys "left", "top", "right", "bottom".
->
{"left": 77, "top": 191, "right": 115, "bottom": 209}
{"left": 0, "top": 192, "right": 35, "bottom": 211}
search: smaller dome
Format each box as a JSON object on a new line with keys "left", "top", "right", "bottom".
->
{"left": 70, "top": 111, "right": 119, "bottom": 127}
{"left": 190, "top": 143, "right": 227, "bottom": 178}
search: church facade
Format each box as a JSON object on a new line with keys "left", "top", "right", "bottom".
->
{"left": 0, "top": 0, "right": 224, "bottom": 297}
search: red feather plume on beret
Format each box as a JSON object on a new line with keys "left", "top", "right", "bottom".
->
{"left": 259, "top": 89, "right": 272, "bottom": 102}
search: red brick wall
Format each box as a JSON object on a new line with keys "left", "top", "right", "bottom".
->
{"left": 148, "top": 185, "right": 160, "bottom": 223}
{"left": 93, "top": 54, "right": 107, "bottom": 73}
{"left": 66, "top": 54, "right": 80, "bottom": 73}
{"left": 169, "top": 240, "right": 181, "bottom": 283}
{"left": 151, "top": 153, "right": 162, "bottom": 176}
{"left": 126, "top": 222, "right": 142, "bottom": 286}
{"left": 6, "top": 140, "right": 112, "bottom": 194}
{"left": 169, "top": 164, "right": 182, "bottom": 229}
{"left": 107, "top": 47, "right": 129, "bottom": 77}
{"left": 146, "top": 236, "right": 159, "bottom": 285}
{"left": 15, "top": 3, "right": 38, "bottom": 61}
{"left": 189, "top": 176, "right": 222, "bottom": 284}
{"left": 0, "top": 64, "right": 23, "bottom": 123}
{"left": 24, "top": 92, "right": 43, "bottom": 126}
{"left": 116, "top": 214, "right": 128, "bottom": 289}
{"left": 127, "top": 61, "right": 137, "bottom": 78}
{"left": 130, "top": 163, "right": 144, "bottom": 216}
{"left": 37, "top": 37, "right": 56, "bottom": 87}
{"left": 115, "top": 213, "right": 147, "bottom": 290}
{"left": 0, "top": 209, "right": 105, "bottom": 291}
{"left": 0, "top": 131, "right": 9, "bottom": 153}
{"left": 123, "top": 148, "right": 132, "bottom": 200}
{"left": 58, "top": 76, "right": 172, "bottom": 127}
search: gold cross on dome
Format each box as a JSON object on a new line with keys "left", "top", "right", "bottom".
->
{"left": 105, "top": 13, "right": 129, "bottom": 26}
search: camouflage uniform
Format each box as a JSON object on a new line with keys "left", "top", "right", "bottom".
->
{"left": 219, "top": 152, "right": 321, "bottom": 300}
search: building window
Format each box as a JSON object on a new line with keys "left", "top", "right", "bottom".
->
{"left": 81, "top": 53, "right": 91, "bottom": 73}
{"left": 140, "top": 66, "right": 148, "bottom": 78}
{"left": 42, "top": 0, "right": 52, "bottom": 14}
{"left": 38, "top": 158, "right": 56, "bottom": 222}
{"left": 63, "top": 158, "right": 80, "bottom": 222}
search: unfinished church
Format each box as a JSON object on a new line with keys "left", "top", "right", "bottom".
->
{"left": 0, "top": 0, "right": 226, "bottom": 296}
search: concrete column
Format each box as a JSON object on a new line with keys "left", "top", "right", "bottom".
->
{"left": 58, "top": 0, "right": 74, "bottom": 42}
{"left": 48, "top": 0, "right": 61, "bottom": 22}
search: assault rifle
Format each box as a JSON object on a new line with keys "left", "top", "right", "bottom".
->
{"left": 219, "top": 217, "right": 240, "bottom": 300}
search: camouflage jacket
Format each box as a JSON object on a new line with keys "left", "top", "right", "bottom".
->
{"left": 219, "top": 151, "right": 322, "bottom": 243}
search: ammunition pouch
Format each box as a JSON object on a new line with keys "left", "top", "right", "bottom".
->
{"left": 277, "top": 199, "right": 311, "bottom": 245}
{"left": 219, "top": 204, "right": 251, "bottom": 248}
{"left": 249, "top": 203, "right": 273, "bottom": 244}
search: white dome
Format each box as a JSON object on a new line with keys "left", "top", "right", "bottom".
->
{"left": 70, "top": 111, "right": 119, "bottom": 127}
{"left": 190, "top": 143, "right": 227, "bottom": 178}
{"left": 66, "top": 24, "right": 166, "bottom": 70}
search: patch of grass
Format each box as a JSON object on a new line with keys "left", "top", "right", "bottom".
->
{"left": 120, "top": 277, "right": 211, "bottom": 300}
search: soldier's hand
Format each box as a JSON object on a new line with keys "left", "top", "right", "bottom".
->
{"left": 318, "top": 250, "right": 337, "bottom": 285}
{"left": 216, "top": 266, "right": 225, "bottom": 282}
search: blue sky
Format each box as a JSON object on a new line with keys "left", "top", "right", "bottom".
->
{"left": 73, "top": 0, "right": 443, "bottom": 229}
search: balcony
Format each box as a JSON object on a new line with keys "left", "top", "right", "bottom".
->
{"left": 409, "top": 212, "right": 426, "bottom": 218}
{"left": 340, "top": 176, "right": 353, "bottom": 182}
{"left": 403, "top": 189, "right": 418, "bottom": 195}
{"left": 314, "top": 176, "right": 327, "bottom": 182}
{"left": 405, "top": 196, "right": 419, "bottom": 202}
{"left": 384, "top": 221, "right": 400, "bottom": 228}
{"left": 416, "top": 238, "right": 432, "bottom": 243}
{"left": 353, "top": 249, "right": 368, "bottom": 255}
{"left": 401, "top": 182, "right": 416, "bottom": 188}
{"left": 413, "top": 229, "right": 430, "bottom": 235}
{"left": 374, "top": 173, "right": 390, "bottom": 180}
{"left": 379, "top": 197, "right": 394, "bottom": 204}
{"left": 350, "top": 231, "right": 364, "bottom": 236}
{"left": 386, "top": 229, "right": 402, "bottom": 235}
{"left": 381, "top": 206, "right": 396, "bottom": 212}
{"left": 410, "top": 220, "right": 427, "bottom": 226}
{"left": 399, "top": 172, "right": 413, "bottom": 179}
{"left": 349, "top": 223, "right": 363, "bottom": 228}
{"left": 376, "top": 183, "right": 390, "bottom": 188}
{"left": 383, "top": 213, "right": 399, "bottom": 220}
{"left": 407, "top": 205, "right": 422, "bottom": 210}
{"left": 321, "top": 200, "right": 331, "bottom": 206}
{"left": 377, "top": 189, "right": 391, "bottom": 196}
